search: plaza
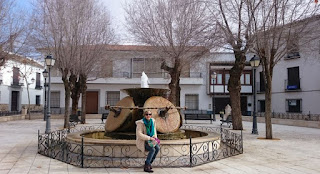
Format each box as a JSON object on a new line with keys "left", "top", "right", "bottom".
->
{"left": 0, "top": 118, "right": 319, "bottom": 174}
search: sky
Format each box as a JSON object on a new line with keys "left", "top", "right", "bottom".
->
{"left": 16, "top": 0, "right": 131, "bottom": 44}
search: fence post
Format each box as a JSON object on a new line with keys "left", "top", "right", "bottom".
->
{"left": 81, "top": 136, "right": 84, "bottom": 168}
{"left": 37, "top": 130, "right": 40, "bottom": 153}
{"left": 220, "top": 124, "right": 223, "bottom": 140}
{"left": 241, "top": 130, "right": 243, "bottom": 153}
{"left": 189, "top": 136, "right": 192, "bottom": 167}
{"left": 308, "top": 111, "right": 311, "bottom": 121}
{"left": 47, "top": 132, "right": 51, "bottom": 157}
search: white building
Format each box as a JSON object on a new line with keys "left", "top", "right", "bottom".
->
{"left": 48, "top": 45, "right": 254, "bottom": 115}
{"left": 255, "top": 17, "right": 320, "bottom": 115}
{"left": 0, "top": 53, "right": 45, "bottom": 112}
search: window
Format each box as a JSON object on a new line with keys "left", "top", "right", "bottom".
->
{"left": 12, "top": 67, "right": 20, "bottom": 85}
{"left": 259, "top": 72, "right": 265, "bottom": 92}
{"left": 286, "top": 99, "right": 302, "bottom": 113}
{"left": 185, "top": 94, "right": 199, "bottom": 110}
{"left": 286, "top": 34, "right": 300, "bottom": 59}
{"left": 36, "top": 95, "right": 41, "bottom": 105}
{"left": 132, "top": 58, "right": 164, "bottom": 78}
{"left": 225, "top": 74, "right": 230, "bottom": 84}
{"left": 245, "top": 74, "right": 250, "bottom": 84}
{"left": 216, "top": 74, "right": 223, "bottom": 84}
{"left": 106, "top": 91, "right": 120, "bottom": 106}
{"left": 35, "top": 73, "right": 41, "bottom": 89}
{"left": 240, "top": 73, "right": 251, "bottom": 85}
{"left": 50, "top": 91, "right": 60, "bottom": 108}
{"left": 287, "top": 67, "right": 300, "bottom": 90}
{"left": 258, "top": 100, "right": 265, "bottom": 112}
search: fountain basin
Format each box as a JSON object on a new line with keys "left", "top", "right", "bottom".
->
{"left": 66, "top": 129, "right": 220, "bottom": 158}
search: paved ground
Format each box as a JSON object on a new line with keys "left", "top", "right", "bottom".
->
{"left": 0, "top": 118, "right": 319, "bottom": 174}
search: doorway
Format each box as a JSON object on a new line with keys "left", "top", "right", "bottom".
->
{"left": 11, "top": 91, "right": 19, "bottom": 111}
{"left": 86, "top": 91, "right": 98, "bottom": 114}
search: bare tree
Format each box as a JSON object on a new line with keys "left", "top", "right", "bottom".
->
{"left": 0, "top": 0, "right": 31, "bottom": 66}
{"left": 250, "top": 0, "right": 319, "bottom": 139}
{"left": 125, "top": 0, "right": 216, "bottom": 106}
{"left": 32, "top": 0, "right": 115, "bottom": 127}
{"left": 208, "top": 0, "right": 261, "bottom": 130}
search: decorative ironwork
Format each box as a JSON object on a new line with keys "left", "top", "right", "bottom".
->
{"left": 38, "top": 125, "right": 243, "bottom": 168}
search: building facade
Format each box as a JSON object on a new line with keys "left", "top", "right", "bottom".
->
{"left": 0, "top": 53, "right": 44, "bottom": 112}
{"left": 48, "top": 45, "right": 254, "bottom": 115}
{"left": 255, "top": 17, "right": 320, "bottom": 115}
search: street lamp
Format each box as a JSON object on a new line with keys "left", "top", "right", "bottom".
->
{"left": 45, "top": 55, "right": 55, "bottom": 133}
{"left": 42, "top": 69, "right": 48, "bottom": 121}
{"left": 250, "top": 55, "right": 260, "bottom": 134}
{"left": 211, "top": 72, "right": 217, "bottom": 123}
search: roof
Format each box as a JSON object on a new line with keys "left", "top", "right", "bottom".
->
{"left": 2, "top": 51, "right": 43, "bottom": 68}
{"left": 37, "top": 44, "right": 209, "bottom": 53}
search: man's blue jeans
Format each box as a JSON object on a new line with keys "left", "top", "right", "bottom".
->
{"left": 145, "top": 142, "right": 160, "bottom": 165}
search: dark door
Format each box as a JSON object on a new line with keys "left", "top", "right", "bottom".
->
{"left": 287, "top": 67, "right": 300, "bottom": 89}
{"left": 86, "top": 91, "right": 98, "bottom": 114}
{"left": 11, "top": 91, "right": 19, "bottom": 111}
{"left": 215, "top": 96, "right": 247, "bottom": 115}
{"left": 259, "top": 100, "right": 265, "bottom": 112}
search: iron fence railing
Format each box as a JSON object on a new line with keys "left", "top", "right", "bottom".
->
{"left": 256, "top": 112, "right": 320, "bottom": 121}
{"left": 38, "top": 125, "right": 242, "bottom": 168}
{"left": 0, "top": 111, "right": 21, "bottom": 117}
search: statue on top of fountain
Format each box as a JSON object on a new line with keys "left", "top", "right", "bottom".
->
{"left": 141, "top": 71, "right": 150, "bottom": 88}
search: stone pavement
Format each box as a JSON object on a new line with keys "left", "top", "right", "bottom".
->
{"left": 0, "top": 118, "right": 319, "bottom": 174}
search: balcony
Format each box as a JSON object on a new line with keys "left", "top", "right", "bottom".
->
{"left": 11, "top": 82, "right": 24, "bottom": 88}
{"left": 285, "top": 52, "right": 300, "bottom": 60}
{"left": 256, "top": 82, "right": 265, "bottom": 93}
{"left": 35, "top": 85, "right": 43, "bottom": 90}
{"left": 285, "top": 78, "right": 301, "bottom": 92}
{"left": 111, "top": 71, "right": 202, "bottom": 79}
{"left": 209, "top": 84, "right": 252, "bottom": 94}
{"left": 11, "top": 78, "right": 24, "bottom": 88}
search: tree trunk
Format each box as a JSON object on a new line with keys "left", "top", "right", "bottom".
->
{"left": 228, "top": 51, "right": 246, "bottom": 130}
{"left": 70, "top": 74, "right": 81, "bottom": 115}
{"left": 265, "top": 73, "right": 273, "bottom": 139}
{"left": 26, "top": 79, "right": 31, "bottom": 120}
{"left": 161, "top": 59, "right": 181, "bottom": 106}
{"left": 80, "top": 74, "right": 87, "bottom": 124}
{"left": 62, "top": 70, "right": 71, "bottom": 129}
{"left": 168, "top": 70, "right": 181, "bottom": 106}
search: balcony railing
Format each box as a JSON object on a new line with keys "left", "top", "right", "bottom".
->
{"left": 256, "top": 82, "right": 265, "bottom": 93}
{"left": 35, "top": 85, "right": 43, "bottom": 90}
{"left": 285, "top": 52, "right": 300, "bottom": 59}
{"left": 112, "top": 72, "right": 202, "bottom": 79}
{"left": 284, "top": 78, "right": 301, "bottom": 91}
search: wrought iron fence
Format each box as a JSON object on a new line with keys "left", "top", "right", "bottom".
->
{"left": 257, "top": 112, "right": 320, "bottom": 121}
{"left": 0, "top": 111, "right": 21, "bottom": 117}
{"left": 38, "top": 125, "right": 242, "bottom": 168}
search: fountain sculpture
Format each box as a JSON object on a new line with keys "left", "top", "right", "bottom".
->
{"left": 66, "top": 72, "right": 220, "bottom": 167}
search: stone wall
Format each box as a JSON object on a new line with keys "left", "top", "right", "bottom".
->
{"left": 22, "top": 104, "right": 43, "bottom": 111}
{"left": 0, "top": 104, "right": 9, "bottom": 111}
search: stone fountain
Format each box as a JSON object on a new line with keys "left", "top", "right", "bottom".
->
{"left": 66, "top": 72, "right": 220, "bottom": 167}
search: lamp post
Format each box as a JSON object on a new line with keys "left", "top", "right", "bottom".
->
{"left": 42, "top": 69, "right": 48, "bottom": 121}
{"left": 250, "top": 55, "right": 260, "bottom": 135}
{"left": 45, "top": 55, "right": 55, "bottom": 134}
{"left": 211, "top": 72, "right": 217, "bottom": 123}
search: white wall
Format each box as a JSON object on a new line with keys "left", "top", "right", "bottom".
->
{"left": 0, "top": 59, "right": 44, "bottom": 110}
